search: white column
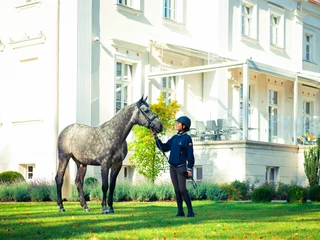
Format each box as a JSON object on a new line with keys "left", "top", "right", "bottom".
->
{"left": 293, "top": 75, "right": 298, "bottom": 145}
{"left": 242, "top": 61, "right": 249, "bottom": 139}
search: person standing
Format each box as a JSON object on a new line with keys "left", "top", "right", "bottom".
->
{"left": 152, "top": 116, "right": 195, "bottom": 217}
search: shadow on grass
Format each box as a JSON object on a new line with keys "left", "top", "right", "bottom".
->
{"left": 1, "top": 200, "right": 320, "bottom": 239}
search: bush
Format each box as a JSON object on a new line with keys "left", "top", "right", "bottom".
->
{"left": 130, "top": 183, "right": 157, "bottom": 201}
{"left": 113, "top": 182, "right": 131, "bottom": 202}
{"left": 155, "top": 183, "right": 174, "bottom": 201}
{"left": 274, "top": 182, "right": 291, "bottom": 200}
{"left": 287, "top": 185, "right": 307, "bottom": 203}
{"left": 13, "top": 182, "right": 31, "bottom": 202}
{"left": 30, "top": 181, "right": 51, "bottom": 201}
{"left": 220, "top": 180, "right": 250, "bottom": 200}
{"left": 188, "top": 182, "right": 207, "bottom": 200}
{"left": 84, "top": 177, "right": 98, "bottom": 186}
{"left": 308, "top": 185, "right": 320, "bottom": 202}
{"left": 251, "top": 183, "right": 275, "bottom": 202}
{"left": 0, "top": 171, "right": 25, "bottom": 184}
{"left": 0, "top": 183, "right": 15, "bottom": 201}
{"left": 206, "top": 183, "right": 227, "bottom": 201}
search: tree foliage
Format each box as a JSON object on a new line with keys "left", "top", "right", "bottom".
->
{"left": 128, "top": 94, "right": 180, "bottom": 183}
{"left": 303, "top": 135, "right": 320, "bottom": 188}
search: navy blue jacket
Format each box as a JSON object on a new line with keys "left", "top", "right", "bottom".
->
{"left": 155, "top": 132, "right": 195, "bottom": 171}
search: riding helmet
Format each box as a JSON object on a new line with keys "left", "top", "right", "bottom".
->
{"left": 176, "top": 116, "right": 191, "bottom": 131}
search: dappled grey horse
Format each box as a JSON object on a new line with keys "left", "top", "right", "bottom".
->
{"left": 55, "top": 96, "right": 163, "bottom": 213}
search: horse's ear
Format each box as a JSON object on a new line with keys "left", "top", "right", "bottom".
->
{"left": 144, "top": 96, "right": 148, "bottom": 102}
{"left": 138, "top": 95, "right": 144, "bottom": 104}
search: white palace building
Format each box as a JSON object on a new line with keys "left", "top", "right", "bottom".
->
{"left": 0, "top": 0, "right": 320, "bottom": 195}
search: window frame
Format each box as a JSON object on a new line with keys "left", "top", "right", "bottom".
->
{"left": 115, "top": 61, "right": 134, "bottom": 113}
{"left": 241, "top": 0, "right": 257, "bottom": 40}
{"left": 269, "top": 4, "right": 285, "bottom": 49}
{"left": 161, "top": 76, "right": 177, "bottom": 105}
{"left": 163, "top": 0, "right": 184, "bottom": 24}
{"left": 265, "top": 166, "right": 279, "bottom": 185}
{"left": 303, "top": 29, "right": 315, "bottom": 63}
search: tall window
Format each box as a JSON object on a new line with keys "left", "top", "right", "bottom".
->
{"left": 239, "top": 84, "right": 251, "bottom": 127}
{"left": 161, "top": 76, "right": 176, "bottom": 104}
{"left": 268, "top": 90, "right": 278, "bottom": 142}
{"left": 266, "top": 167, "right": 278, "bottom": 185}
{"left": 242, "top": 4, "right": 252, "bottom": 36}
{"left": 116, "top": 62, "right": 132, "bottom": 113}
{"left": 303, "top": 100, "right": 311, "bottom": 134}
{"left": 163, "top": 0, "right": 183, "bottom": 23}
{"left": 305, "top": 34, "right": 313, "bottom": 62}
{"left": 270, "top": 15, "right": 280, "bottom": 45}
{"left": 27, "top": 166, "right": 34, "bottom": 180}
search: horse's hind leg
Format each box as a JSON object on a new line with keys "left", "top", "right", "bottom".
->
{"left": 75, "top": 162, "right": 89, "bottom": 212}
{"left": 107, "top": 162, "right": 123, "bottom": 214}
{"left": 55, "top": 155, "right": 70, "bottom": 212}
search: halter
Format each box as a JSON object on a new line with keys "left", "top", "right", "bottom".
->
{"left": 136, "top": 101, "right": 159, "bottom": 130}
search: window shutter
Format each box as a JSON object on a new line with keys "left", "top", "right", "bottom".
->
{"left": 131, "top": 0, "right": 140, "bottom": 10}
{"left": 176, "top": 0, "right": 183, "bottom": 23}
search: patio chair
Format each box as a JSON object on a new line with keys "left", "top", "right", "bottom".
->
{"left": 206, "top": 120, "right": 218, "bottom": 140}
{"left": 217, "top": 119, "right": 230, "bottom": 140}
{"left": 195, "top": 121, "right": 209, "bottom": 141}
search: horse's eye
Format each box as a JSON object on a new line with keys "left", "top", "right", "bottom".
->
{"left": 144, "top": 109, "right": 150, "bottom": 113}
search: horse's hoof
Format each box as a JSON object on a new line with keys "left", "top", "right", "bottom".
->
{"left": 101, "top": 209, "right": 114, "bottom": 214}
{"left": 59, "top": 208, "right": 65, "bottom": 212}
{"left": 84, "top": 208, "right": 90, "bottom": 212}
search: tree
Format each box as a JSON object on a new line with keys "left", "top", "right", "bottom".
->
{"left": 303, "top": 135, "right": 320, "bottom": 188}
{"left": 128, "top": 94, "right": 180, "bottom": 183}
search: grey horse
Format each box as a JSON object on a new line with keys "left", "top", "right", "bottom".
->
{"left": 55, "top": 96, "right": 163, "bottom": 213}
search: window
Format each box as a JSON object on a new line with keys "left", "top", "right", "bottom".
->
{"left": 163, "top": 0, "right": 183, "bottom": 23}
{"left": 116, "top": 62, "right": 133, "bottom": 113}
{"left": 27, "top": 166, "right": 33, "bottom": 179}
{"left": 303, "top": 100, "right": 311, "bottom": 134}
{"left": 268, "top": 90, "right": 278, "bottom": 142}
{"left": 242, "top": 4, "right": 252, "bottom": 37}
{"left": 270, "top": 15, "right": 279, "bottom": 45}
{"left": 239, "top": 84, "right": 252, "bottom": 127}
{"left": 192, "top": 166, "right": 202, "bottom": 181}
{"left": 269, "top": 5, "right": 285, "bottom": 48}
{"left": 265, "top": 167, "right": 278, "bottom": 185}
{"left": 116, "top": 0, "right": 140, "bottom": 9}
{"left": 161, "top": 76, "right": 176, "bottom": 104}
{"left": 124, "top": 167, "right": 128, "bottom": 178}
{"left": 305, "top": 34, "right": 313, "bottom": 62}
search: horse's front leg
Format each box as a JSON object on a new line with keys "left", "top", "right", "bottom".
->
{"left": 101, "top": 164, "right": 110, "bottom": 214}
{"left": 75, "top": 162, "right": 90, "bottom": 212}
{"left": 107, "top": 162, "right": 123, "bottom": 214}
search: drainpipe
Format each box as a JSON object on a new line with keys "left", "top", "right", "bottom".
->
{"left": 242, "top": 60, "right": 249, "bottom": 140}
{"left": 293, "top": 75, "right": 298, "bottom": 145}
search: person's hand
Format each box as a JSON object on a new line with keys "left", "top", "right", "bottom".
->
{"left": 187, "top": 170, "right": 192, "bottom": 178}
{"left": 151, "top": 130, "right": 157, "bottom": 137}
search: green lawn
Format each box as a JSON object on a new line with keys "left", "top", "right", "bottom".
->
{"left": 0, "top": 200, "right": 319, "bottom": 240}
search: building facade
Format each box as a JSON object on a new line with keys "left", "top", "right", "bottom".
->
{"left": 0, "top": 0, "right": 320, "bottom": 190}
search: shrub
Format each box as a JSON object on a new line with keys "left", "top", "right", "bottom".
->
{"left": 308, "top": 185, "right": 320, "bottom": 202}
{"left": 13, "top": 182, "right": 31, "bottom": 202}
{"left": 188, "top": 182, "right": 207, "bottom": 200}
{"left": 86, "top": 183, "right": 102, "bottom": 201}
{"left": 113, "top": 182, "right": 131, "bottom": 202}
{"left": 0, "top": 183, "right": 15, "bottom": 201}
{"left": 84, "top": 177, "right": 98, "bottom": 186}
{"left": 30, "top": 181, "right": 51, "bottom": 201}
{"left": 274, "top": 182, "right": 291, "bottom": 200}
{"left": 0, "top": 171, "right": 25, "bottom": 184}
{"left": 251, "top": 183, "right": 275, "bottom": 202}
{"left": 206, "top": 183, "right": 227, "bottom": 201}
{"left": 48, "top": 183, "right": 57, "bottom": 201}
{"left": 220, "top": 180, "right": 250, "bottom": 200}
{"left": 130, "top": 183, "right": 157, "bottom": 201}
{"left": 155, "top": 183, "right": 174, "bottom": 201}
{"left": 287, "top": 185, "right": 307, "bottom": 203}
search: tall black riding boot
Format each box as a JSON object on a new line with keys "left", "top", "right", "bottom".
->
{"left": 175, "top": 191, "right": 185, "bottom": 217}
{"left": 183, "top": 192, "right": 195, "bottom": 217}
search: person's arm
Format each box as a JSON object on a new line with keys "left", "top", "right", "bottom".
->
{"left": 186, "top": 137, "right": 195, "bottom": 177}
{"left": 152, "top": 131, "right": 172, "bottom": 152}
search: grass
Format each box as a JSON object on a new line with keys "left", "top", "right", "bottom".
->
{"left": 0, "top": 200, "right": 320, "bottom": 239}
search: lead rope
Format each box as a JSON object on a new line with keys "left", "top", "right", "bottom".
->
{"left": 155, "top": 137, "right": 197, "bottom": 189}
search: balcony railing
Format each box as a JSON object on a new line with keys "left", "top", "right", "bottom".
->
{"left": 191, "top": 111, "right": 320, "bottom": 145}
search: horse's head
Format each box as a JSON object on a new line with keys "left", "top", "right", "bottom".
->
{"left": 135, "top": 96, "right": 163, "bottom": 133}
